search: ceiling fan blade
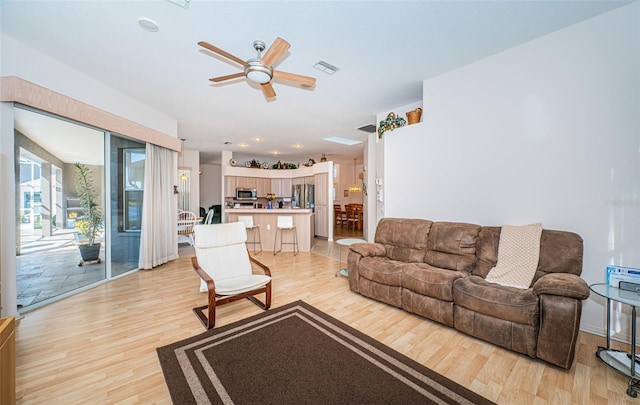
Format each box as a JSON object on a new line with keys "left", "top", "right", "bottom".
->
{"left": 261, "top": 82, "right": 276, "bottom": 98}
{"left": 209, "top": 72, "right": 245, "bottom": 82}
{"left": 198, "top": 41, "right": 249, "bottom": 67}
{"left": 261, "top": 37, "right": 290, "bottom": 67}
{"left": 273, "top": 70, "right": 316, "bottom": 87}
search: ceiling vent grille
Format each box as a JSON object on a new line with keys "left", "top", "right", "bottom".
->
{"left": 357, "top": 124, "right": 377, "bottom": 133}
{"left": 313, "top": 61, "right": 339, "bottom": 75}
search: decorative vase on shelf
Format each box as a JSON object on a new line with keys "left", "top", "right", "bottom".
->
{"left": 406, "top": 108, "right": 422, "bottom": 125}
{"left": 267, "top": 202, "right": 272, "bottom": 209}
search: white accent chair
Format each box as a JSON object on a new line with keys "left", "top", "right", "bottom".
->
{"left": 273, "top": 215, "right": 299, "bottom": 256}
{"left": 191, "top": 222, "right": 272, "bottom": 329}
{"left": 237, "top": 215, "right": 262, "bottom": 254}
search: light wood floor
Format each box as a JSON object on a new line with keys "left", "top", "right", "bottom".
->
{"left": 14, "top": 240, "right": 636, "bottom": 404}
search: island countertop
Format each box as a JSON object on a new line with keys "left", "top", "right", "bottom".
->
{"left": 225, "top": 209, "right": 315, "bottom": 252}
{"left": 227, "top": 208, "right": 312, "bottom": 214}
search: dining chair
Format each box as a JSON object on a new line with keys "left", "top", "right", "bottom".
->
{"left": 333, "top": 204, "right": 346, "bottom": 226}
{"left": 345, "top": 205, "right": 359, "bottom": 230}
{"left": 177, "top": 210, "right": 198, "bottom": 246}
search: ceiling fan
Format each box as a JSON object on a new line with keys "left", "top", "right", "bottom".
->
{"left": 197, "top": 37, "right": 316, "bottom": 99}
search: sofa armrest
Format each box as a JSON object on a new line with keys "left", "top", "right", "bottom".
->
{"left": 532, "top": 273, "right": 590, "bottom": 300}
{"left": 349, "top": 242, "right": 386, "bottom": 257}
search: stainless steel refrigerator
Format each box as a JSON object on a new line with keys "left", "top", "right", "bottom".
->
{"left": 291, "top": 184, "right": 314, "bottom": 211}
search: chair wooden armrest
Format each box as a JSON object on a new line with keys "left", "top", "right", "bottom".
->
{"left": 249, "top": 253, "right": 272, "bottom": 277}
{"left": 191, "top": 256, "right": 215, "bottom": 291}
{"left": 191, "top": 253, "right": 271, "bottom": 330}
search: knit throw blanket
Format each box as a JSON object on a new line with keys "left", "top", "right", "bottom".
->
{"left": 485, "top": 223, "right": 543, "bottom": 289}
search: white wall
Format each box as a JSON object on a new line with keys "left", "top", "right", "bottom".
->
{"left": 384, "top": 4, "right": 639, "bottom": 338}
{"left": 0, "top": 34, "right": 177, "bottom": 137}
{"left": 0, "top": 103, "right": 17, "bottom": 317}
{"left": 200, "top": 163, "right": 222, "bottom": 209}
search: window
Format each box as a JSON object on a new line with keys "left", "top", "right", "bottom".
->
{"left": 123, "top": 148, "right": 145, "bottom": 231}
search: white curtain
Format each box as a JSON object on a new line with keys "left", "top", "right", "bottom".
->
{"left": 138, "top": 143, "right": 178, "bottom": 269}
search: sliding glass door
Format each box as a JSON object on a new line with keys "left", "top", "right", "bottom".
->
{"left": 14, "top": 107, "right": 149, "bottom": 310}
{"left": 15, "top": 106, "right": 107, "bottom": 310}
{"left": 109, "top": 135, "right": 145, "bottom": 278}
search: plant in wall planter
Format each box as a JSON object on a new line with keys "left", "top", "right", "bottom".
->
{"left": 73, "top": 162, "right": 104, "bottom": 266}
{"left": 377, "top": 112, "right": 406, "bottom": 138}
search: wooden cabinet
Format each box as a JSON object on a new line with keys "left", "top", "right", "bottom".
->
{"left": 315, "top": 205, "right": 328, "bottom": 238}
{"left": 314, "top": 173, "right": 328, "bottom": 205}
{"left": 314, "top": 173, "right": 329, "bottom": 238}
{"left": 305, "top": 176, "right": 315, "bottom": 185}
{"left": 255, "top": 177, "right": 271, "bottom": 197}
{"left": 0, "top": 317, "right": 15, "bottom": 405}
{"left": 225, "top": 176, "right": 237, "bottom": 197}
{"left": 271, "top": 178, "right": 292, "bottom": 197}
{"left": 292, "top": 177, "right": 305, "bottom": 185}
{"left": 236, "top": 176, "right": 257, "bottom": 189}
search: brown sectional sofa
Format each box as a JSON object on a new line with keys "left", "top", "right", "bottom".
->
{"left": 347, "top": 218, "right": 590, "bottom": 369}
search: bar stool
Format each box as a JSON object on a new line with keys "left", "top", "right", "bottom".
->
{"left": 273, "top": 216, "right": 299, "bottom": 256}
{"left": 238, "top": 216, "right": 262, "bottom": 254}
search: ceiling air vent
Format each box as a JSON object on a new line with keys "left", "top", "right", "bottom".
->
{"left": 357, "top": 124, "right": 377, "bottom": 133}
{"left": 313, "top": 61, "right": 339, "bottom": 75}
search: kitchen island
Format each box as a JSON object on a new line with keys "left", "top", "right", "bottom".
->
{"left": 226, "top": 208, "right": 315, "bottom": 252}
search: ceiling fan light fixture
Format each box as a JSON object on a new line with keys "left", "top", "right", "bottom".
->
{"left": 245, "top": 61, "right": 273, "bottom": 84}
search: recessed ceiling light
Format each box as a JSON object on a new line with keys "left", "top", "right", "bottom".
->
{"left": 238, "top": 143, "right": 249, "bottom": 148}
{"left": 323, "top": 136, "right": 362, "bottom": 146}
{"left": 293, "top": 144, "right": 304, "bottom": 149}
{"left": 253, "top": 137, "right": 263, "bottom": 142}
{"left": 271, "top": 151, "right": 280, "bottom": 155}
{"left": 138, "top": 17, "right": 159, "bottom": 32}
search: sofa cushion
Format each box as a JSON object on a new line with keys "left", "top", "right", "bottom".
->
{"left": 358, "top": 257, "right": 404, "bottom": 287}
{"left": 402, "top": 263, "right": 468, "bottom": 302}
{"left": 453, "top": 276, "right": 539, "bottom": 326}
{"left": 474, "top": 227, "right": 500, "bottom": 278}
{"left": 374, "top": 218, "right": 432, "bottom": 263}
{"left": 424, "top": 222, "right": 480, "bottom": 272}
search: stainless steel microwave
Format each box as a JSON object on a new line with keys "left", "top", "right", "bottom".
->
{"left": 236, "top": 188, "right": 257, "bottom": 200}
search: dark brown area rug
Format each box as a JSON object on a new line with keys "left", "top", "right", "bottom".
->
{"left": 157, "top": 300, "right": 495, "bottom": 405}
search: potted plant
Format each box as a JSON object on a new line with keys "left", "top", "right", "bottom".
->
{"left": 73, "top": 162, "right": 103, "bottom": 265}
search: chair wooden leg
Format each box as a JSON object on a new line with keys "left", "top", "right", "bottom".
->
{"left": 193, "top": 284, "right": 271, "bottom": 330}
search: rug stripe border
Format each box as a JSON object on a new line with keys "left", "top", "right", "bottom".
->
{"left": 157, "top": 300, "right": 495, "bottom": 405}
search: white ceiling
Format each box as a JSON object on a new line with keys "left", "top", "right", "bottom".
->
{"left": 0, "top": 0, "right": 630, "bottom": 165}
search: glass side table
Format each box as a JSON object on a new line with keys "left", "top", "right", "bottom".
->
{"left": 590, "top": 283, "right": 640, "bottom": 397}
{"left": 334, "top": 238, "right": 366, "bottom": 277}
